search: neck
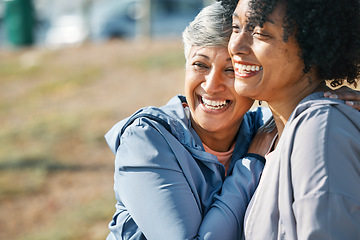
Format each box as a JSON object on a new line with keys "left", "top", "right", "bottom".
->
{"left": 191, "top": 119, "right": 240, "bottom": 152}
{"left": 267, "top": 77, "right": 329, "bottom": 138}
{"left": 201, "top": 134, "right": 236, "bottom": 152}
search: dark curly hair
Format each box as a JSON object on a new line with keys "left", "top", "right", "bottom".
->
{"left": 217, "top": 0, "right": 360, "bottom": 87}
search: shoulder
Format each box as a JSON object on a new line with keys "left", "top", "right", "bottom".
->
{"left": 242, "top": 106, "right": 272, "bottom": 130}
{"left": 283, "top": 94, "right": 360, "bottom": 159}
{"left": 116, "top": 113, "right": 176, "bottom": 152}
{"left": 114, "top": 116, "right": 186, "bottom": 171}
{"left": 105, "top": 95, "right": 188, "bottom": 154}
{"left": 282, "top": 98, "right": 360, "bottom": 193}
{"left": 285, "top": 99, "right": 360, "bottom": 158}
{"left": 288, "top": 98, "right": 360, "bottom": 141}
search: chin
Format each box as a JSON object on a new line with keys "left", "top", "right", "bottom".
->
{"left": 235, "top": 80, "right": 259, "bottom": 99}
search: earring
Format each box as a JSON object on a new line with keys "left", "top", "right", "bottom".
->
{"left": 259, "top": 100, "right": 262, "bottom": 106}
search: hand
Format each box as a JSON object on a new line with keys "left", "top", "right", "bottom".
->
{"left": 324, "top": 86, "right": 360, "bottom": 110}
{"left": 247, "top": 117, "right": 278, "bottom": 157}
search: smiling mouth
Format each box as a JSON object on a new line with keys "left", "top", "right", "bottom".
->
{"left": 234, "top": 63, "right": 262, "bottom": 77}
{"left": 201, "top": 97, "right": 230, "bottom": 110}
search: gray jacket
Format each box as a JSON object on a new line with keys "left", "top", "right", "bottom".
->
{"left": 243, "top": 92, "right": 360, "bottom": 239}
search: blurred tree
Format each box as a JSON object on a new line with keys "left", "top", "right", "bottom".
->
{"left": 4, "top": 0, "right": 35, "bottom": 47}
{"left": 137, "top": 0, "right": 151, "bottom": 40}
{"left": 81, "top": 0, "right": 95, "bottom": 41}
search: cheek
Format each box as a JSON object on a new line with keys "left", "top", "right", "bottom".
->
{"left": 184, "top": 71, "right": 195, "bottom": 89}
{"left": 184, "top": 72, "right": 199, "bottom": 105}
{"left": 281, "top": 50, "right": 304, "bottom": 77}
{"left": 280, "top": 40, "right": 304, "bottom": 70}
{"left": 185, "top": 69, "right": 205, "bottom": 89}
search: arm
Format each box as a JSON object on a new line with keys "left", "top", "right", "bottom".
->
{"left": 197, "top": 155, "right": 265, "bottom": 239}
{"left": 110, "top": 119, "right": 202, "bottom": 240}
{"left": 196, "top": 117, "right": 276, "bottom": 239}
{"left": 290, "top": 106, "right": 360, "bottom": 239}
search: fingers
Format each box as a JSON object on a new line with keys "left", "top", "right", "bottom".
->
{"left": 324, "top": 86, "right": 360, "bottom": 110}
{"left": 247, "top": 117, "right": 278, "bottom": 157}
{"left": 324, "top": 86, "right": 360, "bottom": 101}
{"left": 344, "top": 100, "right": 360, "bottom": 111}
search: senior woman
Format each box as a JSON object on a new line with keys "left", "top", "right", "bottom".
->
{"left": 105, "top": 2, "right": 275, "bottom": 239}
{"left": 220, "top": 0, "right": 360, "bottom": 238}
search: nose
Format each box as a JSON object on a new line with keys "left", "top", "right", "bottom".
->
{"left": 228, "top": 30, "right": 252, "bottom": 56}
{"left": 201, "top": 68, "right": 226, "bottom": 93}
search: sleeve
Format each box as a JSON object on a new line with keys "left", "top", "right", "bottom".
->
{"left": 109, "top": 118, "right": 202, "bottom": 240}
{"left": 289, "top": 106, "right": 360, "bottom": 239}
{"left": 197, "top": 155, "right": 265, "bottom": 239}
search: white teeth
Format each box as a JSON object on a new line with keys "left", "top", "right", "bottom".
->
{"left": 232, "top": 55, "right": 242, "bottom": 62}
{"left": 234, "top": 63, "right": 262, "bottom": 73}
{"left": 202, "top": 97, "right": 229, "bottom": 110}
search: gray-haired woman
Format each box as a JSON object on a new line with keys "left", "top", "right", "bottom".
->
{"left": 105, "top": 2, "right": 274, "bottom": 239}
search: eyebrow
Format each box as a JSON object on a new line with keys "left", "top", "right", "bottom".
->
{"left": 193, "top": 53, "right": 210, "bottom": 59}
{"left": 233, "top": 12, "right": 275, "bottom": 24}
{"left": 194, "top": 52, "right": 210, "bottom": 59}
{"left": 191, "top": 53, "right": 232, "bottom": 62}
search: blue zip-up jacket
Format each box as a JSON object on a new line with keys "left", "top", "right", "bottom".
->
{"left": 105, "top": 95, "right": 271, "bottom": 240}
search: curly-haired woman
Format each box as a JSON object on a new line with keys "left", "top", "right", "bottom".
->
{"left": 224, "top": 0, "right": 360, "bottom": 238}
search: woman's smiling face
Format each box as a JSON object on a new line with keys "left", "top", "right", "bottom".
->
{"left": 185, "top": 46, "right": 254, "bottom": 137}
{"left": 229, "top": 0, "right": 308, "bottom": 103}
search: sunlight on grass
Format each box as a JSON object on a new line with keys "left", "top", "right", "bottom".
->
{"left": 133, "top": 50, "right": 185, "bottom": 70}
{"left": 0, "top": 168, "right": 47, "bottom": 200}
{"left": 0, "top": 112, "right": 81, "bottom": 164}
{"left": 18, "top": 195, "right": 115, "bottom": 240}
{"left": 0, "top": 57, "right": 43, "bottom": 81}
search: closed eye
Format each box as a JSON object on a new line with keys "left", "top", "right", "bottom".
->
{"left": 193, "top": 62, "right": 209, "bottom": 69}
{"left": 225, "top": 67, "right": 235, "bottom": 77}
{"left": 232, "top": 24, "right": 241, "bottom": 34}
{"left": 252, "top": 27, "right": 271, "bottom": 40}
{"left": 226, "top": 67, "right": 234, "bottom": 73}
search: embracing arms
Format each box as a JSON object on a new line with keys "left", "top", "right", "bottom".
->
{"left": 107, "top": 118, "right": 265, "bottom": 240}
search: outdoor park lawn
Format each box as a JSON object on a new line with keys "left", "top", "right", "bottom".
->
{"left": 0, "top": 39, "right": 185, "bottom": 240}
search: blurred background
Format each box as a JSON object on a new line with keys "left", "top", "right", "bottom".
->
{"left": 0, "top": 0, "right": 216, "bottom": 48}
{"left": 0, "top": 0, "right": 214, "bottom": 239}
{"left": 2, "top": 1, "right": 358, "bottom": 240}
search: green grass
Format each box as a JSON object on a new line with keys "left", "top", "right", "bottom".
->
{"left": 18, "top": 196, "right": 115, "bottom": 240}
{"left": 0, "top": 168, "right": 47, "bottom": 200}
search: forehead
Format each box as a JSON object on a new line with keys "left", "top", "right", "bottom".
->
{"left": 189, "top": 46, "right": 230, "bottom": 58}
{"left": 234, "top": 0, "right": 287, "bottom": 26}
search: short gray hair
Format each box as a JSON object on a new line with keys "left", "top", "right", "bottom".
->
{"left": 182, "top": 2, "right": 233, "bottom": 60}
